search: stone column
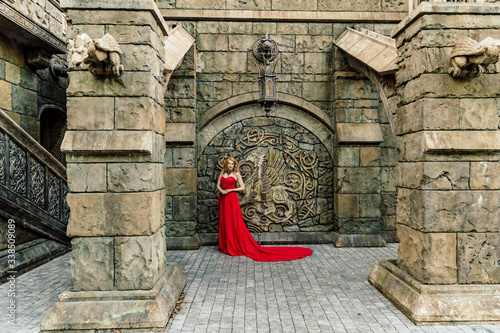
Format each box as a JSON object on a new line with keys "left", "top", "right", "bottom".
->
{"left": 369, "top": 3, "right": 500, "bottom": 324}
{"left": 333, "top": 71, "right": 387, "bottom": 247}
{"left": 164, "top": 45, "right": 200, "bottom": 250}
{"left": 41, "top": 1, "right": 189, "bottom": 331}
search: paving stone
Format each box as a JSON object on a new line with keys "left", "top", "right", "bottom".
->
{"left": 1, "top": 245, "right": 500, "bottom": 332}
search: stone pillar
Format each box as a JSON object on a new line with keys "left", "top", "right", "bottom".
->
{"left": 369, "top": 3, "right": 500, "bottom": 324}
{"left": 164, "top": 45, "right": 200, "bottom": 249}
{"left": 41, "top": 1, "right": 188, "bottom": 331}
{"left": 333, "top": 71, "right": 387, "bottom": 247}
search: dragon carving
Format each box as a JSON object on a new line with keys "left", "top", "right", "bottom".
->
{"left": 68, "top": 33, "right": 124, "bottom": 76}
{"left": 220, "top": 129, "right": 319, "bottom": 232}
{"left": 449, "top": 37, "right": 500, "bottom": 77}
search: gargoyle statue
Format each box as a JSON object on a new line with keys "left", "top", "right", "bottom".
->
{"left": 68, "top": 33, "right": 124, "bottom": 76}
{"left": 449, "top": 37, "right": 500, "bottom": 77}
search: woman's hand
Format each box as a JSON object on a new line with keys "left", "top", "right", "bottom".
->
{"left": 220, "top": 189, "right": 228, "bottom": 195}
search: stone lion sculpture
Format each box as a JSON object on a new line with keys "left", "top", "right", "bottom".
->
{"left": 68, "top": 33, "right": 123, "bottom": 76}
{"left": 449, "top": 37, "right": 500, "bottom": 77}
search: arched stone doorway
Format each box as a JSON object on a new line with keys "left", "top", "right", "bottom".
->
{"left": 38, "top": 105, "right": 66, "bottom": 165}
{"left": 197, "top": 98, "right": 335, "bottom": 244}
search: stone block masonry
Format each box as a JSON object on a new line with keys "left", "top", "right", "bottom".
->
{"left": 369, "top": 3, "right": 500, "bottom": 325}
{"left": 41, "top": 1, "right": 189, "bottom": 331}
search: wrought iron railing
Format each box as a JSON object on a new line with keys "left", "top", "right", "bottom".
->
{"left": 0, "top": 109, "right": 70, "bottom": 245}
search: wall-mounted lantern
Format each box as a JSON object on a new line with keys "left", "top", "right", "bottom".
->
{"left": 253, "top": 34, "right": 279, "bottom": 117}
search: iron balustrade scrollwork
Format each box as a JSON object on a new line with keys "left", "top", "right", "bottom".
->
{"left": 0, "top": 109, "right": 70, "bottom": 245}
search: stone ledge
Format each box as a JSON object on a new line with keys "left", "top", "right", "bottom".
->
{"left": 336, "top": 123, "right": 384, "bottom": 145}
{"left": 198, "top": 231, "right": 337, "bottom": 245}
{"left": 392, "top": 3, "right": 500, "bottom": 39}
{"left": 62, "top": 130, "right": 155, "bottom": 155}
{"left": 334, "top": 234, "right": 386, "bottom": 247}
{"left": 167, "top": 235, "right": 201, "bottom": 250}
{"left": 41, "top": 263, "right": 187, "bottom": 331}
{"left": 61, "top": 0, "right": 170, "bottom": 35}
{"left": 160, "top": 9, "right": 406, "bottom": 23}
{"left": 423, "top": 131, "right": 500, "bottom": 153}
{"left": 368, "top": 259, "right": 500, "bottom": 325}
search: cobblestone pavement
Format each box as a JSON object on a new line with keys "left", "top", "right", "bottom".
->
{"left": 0, "top": 244, "right": 499, "bottom": 333}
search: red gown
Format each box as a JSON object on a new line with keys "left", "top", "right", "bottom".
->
{"left": 218, "top": 176, "right": 313, "bottom": 261}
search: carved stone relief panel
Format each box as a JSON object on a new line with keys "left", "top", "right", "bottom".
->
{"left": 198, "top": 117, "right": 333, "bottom": 234}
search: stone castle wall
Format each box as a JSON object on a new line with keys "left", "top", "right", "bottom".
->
{"left": 164, "top": 7, "right": 400, "bottom": 246}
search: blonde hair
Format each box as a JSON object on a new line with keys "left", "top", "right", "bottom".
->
{"left": 223, "top": 156, "right": 240, "bottom": 174}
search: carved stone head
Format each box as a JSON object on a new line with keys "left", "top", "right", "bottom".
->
{"left": 68, "top": 33, "right": 93, "bottom": 69}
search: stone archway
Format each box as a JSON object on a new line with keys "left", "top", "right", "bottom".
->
{"left": 197, "top": 99, "right": 335, "bottom": 245}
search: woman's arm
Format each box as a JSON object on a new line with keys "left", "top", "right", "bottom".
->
{"left": 226, "top": 172, "right": 245, "bottom": 193}
{"left": 216, "top": 171, "right": 227, "bottom": 195}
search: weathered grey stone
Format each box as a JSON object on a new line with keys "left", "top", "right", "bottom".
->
{"left": 198, "top": 52, "right": 248, "bottom": 73}
{"left": 359, "top": 194, "right": 381, "bottom": 218}
{"left": 66, "top": 191, "right": 165, "bottom": 237}
{"left": 167, "top": 77, "right": 196, "bottom": 100}
{"left": 62, "top": 130, "right": 157, "bottom": 156}
{"left": 165, "top": 168, "right": 197, "bottom": 195}
{"left": 336, "top": 167, "right": 380, "bottom": 194}
{"left": 165, "top": 123, "right": 195, "bottom": 143}
{"left": 277, "top": 23, "right": 308, "bottom": 35}
{"left": 219, "top": 22, "right": 252, "bottom": 34}
{"left": 281, "top": 53, "right": 305, "bottom": 74}
{"left": 228, "top": 35, "right": 255, "bottom": 52}
{"left": 11, "top": 85, "right": 37, "bottom": 116}
{"left": 304, "top": 52, "right": 330, "bottom": 74}
{"left": 171, "top": 107, "right": 196, "bottom": 123}
{"left": 197, "top": 81, "right": 232, "bottom": 101}
{"left": 120, "top": 44, "right": 162, "bottom": 76}
{"left": 335, "top": 234, "right": 385, "bottom": 247}
{"left": 115, "top": 228, "right": 166, "bottom": 290}
{"left": 397, "top": 162, "right": 469, "bottom": 190}
{"left": 401, "top": 74, "right": 500, "bottom": 105}
{"left": 5, "top": 61, "right": 20, "bottom": 84}
{"left": 369, "top": 259, "right": 500, "bottom": 325}
{"left": 67, "top": 163, "right": 107, "bottom": 192}
{"left": 399, "top": 189, "right": 500, "bottom": 233}
{"left": 197, "top": 34, "right": 228, "bottom": 51}
{"left": 0, "top": 81, "right": 12, "bottom": 111}
{"left": 458, "top": 233, "right": 500, "bottom": 284}
{"left": 175, "top": 0, "right": 225, "bottom": 9}
{"left": 338, "top": 218, "right": 381, "bottom": 234}
{"left": 115, "top": 97, "right": 165, "bottom": 134}
{"left": 397, "top": 225, "right": 457, "bottom": 284}
{"left": 172, "top": 196, "right": 197, "bottom": 221}
{"left": 197, "top": 21, "right": 219, "bottom": 34}
{"left": 459, "top": 98, "right": 500, "bottom": 130}
{"left": 108, "top": 163, "right": 164, "bottom": 192}
{"left": 67, "top": 97, "right": 114, "bottom": 130}
{"left": 296, "top": 35, "right": 333, "bottom": 52}
{"left": 396, "top": 98, "right": 460, "bottom": 135}
{"left": 67, "top": 71, "right": 160, "bottom": 100}
{"left": 252, "top": 22, "right": 277, "bottom": 35}
{"left": 334, "top": 77, "right": 378, "bottom": 100}
{"left": 319, "top": 0, "right": 380, "bottom": 11}
{"left": 360, "top": 147, "right": 380, "bottom": 167}
{"left": 334, "top": 194, "right": 359, "bottom": 218}
{"left": 69, "top": 237, "right": 114, "bottom": 291}
{"left": 336, "top": 123, "right": 383, "bottom": 144}
{"left": 172, "top": 148, "right": 196, "bottom": 168}
{"left": 302, "top": 82, "right": 332, "bottom": 101}
{"left": 166, "top": 221, "right": 197, "bottom": 237}
{"left": 470, "top": 161, "right": 500, "bottom": 189}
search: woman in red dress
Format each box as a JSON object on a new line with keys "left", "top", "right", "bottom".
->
{"left": 217, "top": 156, "right": 313, "bottom": 262}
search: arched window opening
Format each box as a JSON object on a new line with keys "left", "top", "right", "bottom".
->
{"left": 39, "top": 108, "right": 66, "bottom": 166}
